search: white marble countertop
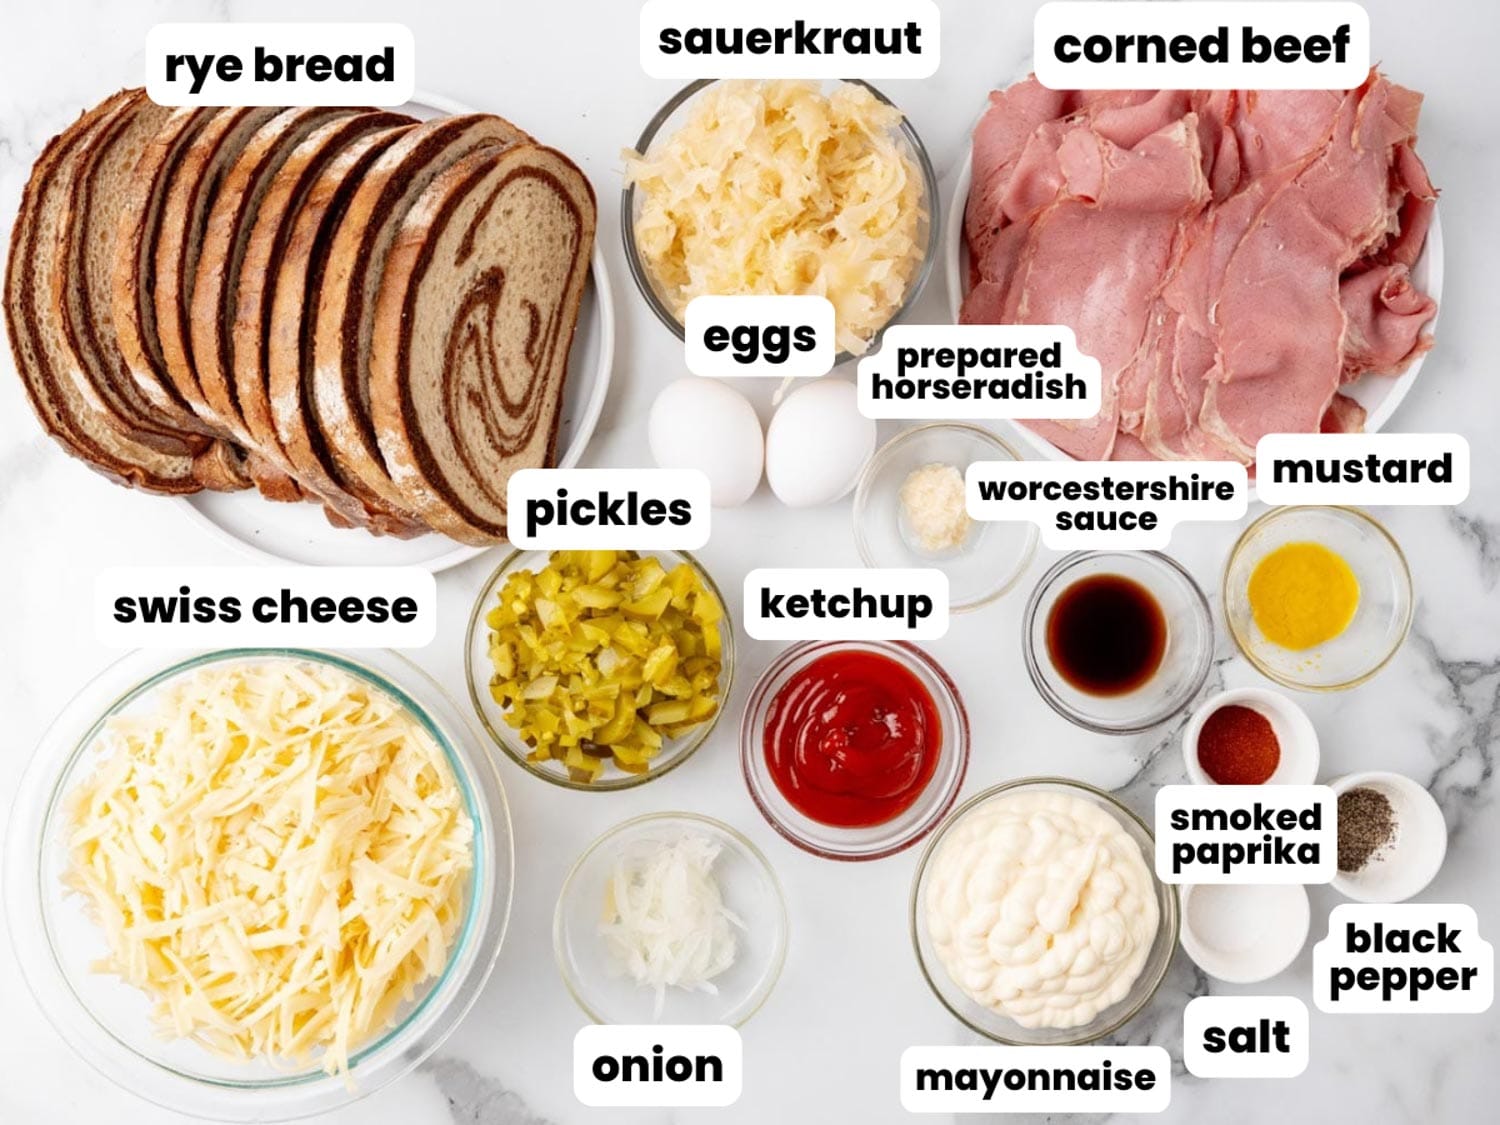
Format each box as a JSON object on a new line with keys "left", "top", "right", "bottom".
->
{"left": 1, "top": 1, "right": 1497, "bottom": 1122}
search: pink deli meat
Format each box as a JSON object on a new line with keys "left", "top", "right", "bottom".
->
{"left": 960, "top": 72, "right": 1438, "bottom": 463}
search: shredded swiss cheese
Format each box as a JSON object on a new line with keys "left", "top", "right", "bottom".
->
{"left": 62, "top": 659, "right": 473, "bottom": 1078}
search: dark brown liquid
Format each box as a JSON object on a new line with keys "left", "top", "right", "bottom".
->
{"left": 1046, "top": 574, "right": 1167, "bottom": 696}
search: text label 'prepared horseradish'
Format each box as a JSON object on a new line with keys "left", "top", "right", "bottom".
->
{"left": 966, "top": 461, "right": 1247, "bottom": 550}
{"left": 1313, "top": 904, "right": 1494, "bottom": 1013}
{"left": 1034, "top": 2, "right": 1370, "bottom": 89}
{"left": 1155, "top": 785, "right": 1337, "bottom": 883}
{"left": 855, "top": 326, "right": 1102, "bottom": 420}
{"left": 640, "top": 0, "right": 939, "bottom": 79}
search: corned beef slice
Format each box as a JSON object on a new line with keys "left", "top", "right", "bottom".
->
{"left": 960, "top": 72, "right": 1438, "bottom": 463}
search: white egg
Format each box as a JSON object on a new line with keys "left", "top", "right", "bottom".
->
{"left": 764, "top": 378, "right": 877, "bottom": 507}
{"left": 648, "top": 377, "right": 764, "bottom": 507}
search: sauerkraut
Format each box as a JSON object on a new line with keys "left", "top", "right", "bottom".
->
{"left": 625, "top": 80, "right": 926, "bottom": 355}
{"left": 62, "top": 659, "right": 473, "bottom": 1077}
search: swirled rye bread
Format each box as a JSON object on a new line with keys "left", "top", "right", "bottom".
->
{"left": 369, "top": 142, "right": 596, "bottom": 544}
{"left": 311, "top": 114, "right": 532, "bottom": 529}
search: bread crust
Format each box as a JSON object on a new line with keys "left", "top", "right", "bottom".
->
{"left": 57, "top": 90, "right": 211, "bottom": 459}
{"left": 152, "top": 106, "right": 282, "bottom": 429}
{"left": 192, "top": 106, "right": 356, "bottom": 448}
{"left": 234, "top": 110, "right": 413, "bottom": 476}
{"left": 4, "top": 92, "right": 208, "bottom": 493}
{"left": 111, "top": 104, "right": 241, "bottom": 454}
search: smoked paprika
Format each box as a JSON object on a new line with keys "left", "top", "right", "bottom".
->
{"left": 1197, "top": 704, "right": 1280, "bottom": 784}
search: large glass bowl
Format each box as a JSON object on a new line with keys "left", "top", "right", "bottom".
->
{"left": 3, "top": 648, "right": 513, "bottom": 1122}
{"left": 466, "top": 548, "right": 735, "bottom": 790}
{"left": 621, "top": 78, "right": 941, "bottom": 365}
{"left": 553, "top": 812, "right": 787, "bottom": 1026}
{"left": 910, "top": 778, "right": 1179, "bottom": 1045}
{"left": 1223, "top": 506, "right": 1413, "bottom": 691}
{"left": 739, "top": 640, "right": 970, "bottom": 861}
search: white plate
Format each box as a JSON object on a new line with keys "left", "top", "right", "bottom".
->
{"left": 177, "top": 92, "right": 615, "bottom": 570}
{"left": 943, "top": 149, "right": 1444, "bottom": 462}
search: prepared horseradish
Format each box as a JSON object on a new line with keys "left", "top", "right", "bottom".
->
{"left": 925, "top": 789, "right": 1159, "bottom": 1030}
{"left": 900, "top": 463, "right": 972, "bottom": 554}
{"left": 625, "top": 80, "right": 926, "bottom": 355}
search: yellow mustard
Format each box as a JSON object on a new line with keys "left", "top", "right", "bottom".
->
{"left": 1248, "top": 541, "right": 1360, "bottom": 650}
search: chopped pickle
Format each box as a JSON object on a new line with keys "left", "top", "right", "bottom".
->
{"left": 485, "top": 551, "right": 725, "bottom": 782}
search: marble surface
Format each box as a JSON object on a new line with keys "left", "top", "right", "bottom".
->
{"left": 1, "top": 1, "right": 1497, "bottom": 1122}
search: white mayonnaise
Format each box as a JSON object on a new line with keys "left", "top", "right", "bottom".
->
{"left": 925, "top": 789, "right": 1160, "bottom": 1030}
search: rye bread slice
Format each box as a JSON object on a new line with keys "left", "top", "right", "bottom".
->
{"left": 112, "top": 104, "right": 249, "bottom": 488}
{"left": 311, "top": 114, "right": 530, "bottom": 528}
{"left": 152, "top": 105, "right": 283, "bottom": 430}
{"left": 369, "top": 142, "right": 596, "bottom": 543}
{"left": 232, "top": 110, "right": 415, "bottom": 491}
{"left": 56, "top": 90, "right": 211, "bottom": 459}
{"left": 266, "top": 122, "right": 428, "bottom": 537}
{"left": 4, "top": 93, "right": 236, "bottom": 494}
{"left": 191, "top": 106, "right": 358, "bottom": 452}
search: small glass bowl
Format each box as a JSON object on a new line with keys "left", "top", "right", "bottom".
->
{"left": 3, "top": 648, "right": 513, "bottom": 1122}
{"left": 854, "top": 422, "right": 1038, "bottom": 611}
{"left": 739, "top": 640, "right": 970, "bottom": 861}
{"left": 621, "top": 78, "right": 941, "bottom": 365}
{"left": 910, "top": 778, "right": 1179, "bottom": 1045}
{"left": 1023, "top": 551, "right": 1214, "bottom": 733}
{"left": 465, "top": 548, "right": 735, "bottom": 790}
{"left": 1223, "top": 506, "right": 1413, "bottom": 691}
{"left": 554, "top": 812, "right": 788, "bottom": 1025}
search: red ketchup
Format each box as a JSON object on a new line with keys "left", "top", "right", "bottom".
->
{"left": 763, "top": 649, "right": 942, "bottom": 828}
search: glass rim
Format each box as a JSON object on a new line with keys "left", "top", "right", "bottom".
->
{"left": 1222, "top": 504, "right": 1414, "bottom": 692}
{"left": 852, "top": 421, "right": 1040, "bottom": 612}
{"left": 1022, "top": 549, "right": 1214, "bottom": 734}
{"left": 738, "top": 639, "right": 971, "bottom": 861}
{"left": 551, "top": 810, "right": 789, "bottom": 1027}
{"left": 619, "top": 77, "right": 942, "bottom": 366}
{"left": 4, "top": 646, "right": 514, "bottom": 1118}
{"left": 464, "top": 547, "right": 735, "bottom": 791}
{"left": 907, "top": 776, "right": 1181, "bottom": 1045}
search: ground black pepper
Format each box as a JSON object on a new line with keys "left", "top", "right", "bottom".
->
{"left": 1338, "top": 787, "right": 1397, "bottom": 872}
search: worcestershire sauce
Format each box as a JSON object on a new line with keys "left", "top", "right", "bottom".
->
{"left": 1046, "top": 574, "right": 1166, "bottom": 696}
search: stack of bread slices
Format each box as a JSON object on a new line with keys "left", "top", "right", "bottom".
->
{"left": 4, "top": 89, "right": 597, "bottom": 544}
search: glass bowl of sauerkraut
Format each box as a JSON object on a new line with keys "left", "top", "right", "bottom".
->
{"left": 909, "top": 778, "right": 1179, "bottom": 1046}
{"left": 622, "top": 79, "right": 940, "bottom": 363}
{"left": 4, "top": 648, "right": 514, "bottom": 1121}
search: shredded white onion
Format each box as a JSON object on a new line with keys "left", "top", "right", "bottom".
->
{"left": 599, "top": 833, "right": 744, "bottom": 1016}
